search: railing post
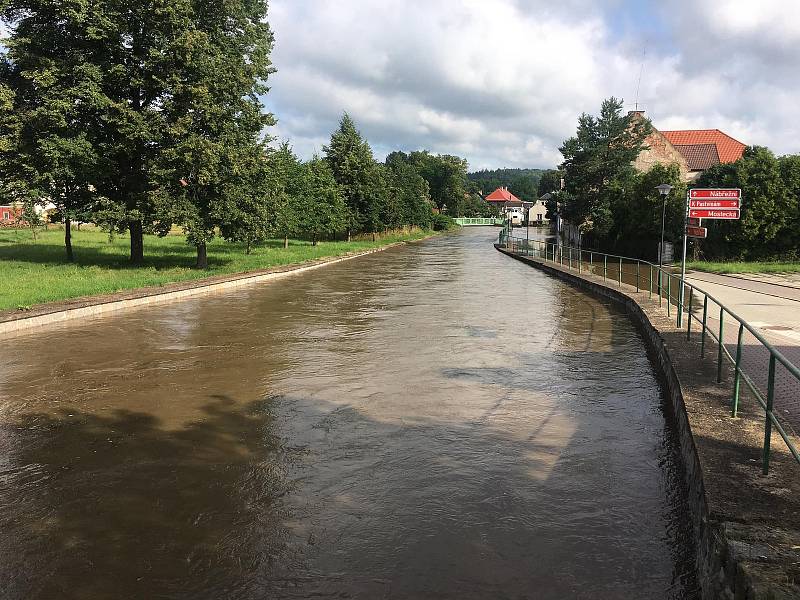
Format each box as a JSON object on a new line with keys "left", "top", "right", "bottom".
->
{"left": 590, "top": 252, "right": 593, "bottom": 275}
{"left": 717, "top": 308, "right": 725, "bottom": 383}
{"left": 649, "top": 265, "right": 653, "bottom": 298}
{"left": 578, "top": 250, "right": 581, "bottom": 274}
{"left": 569, "top": 248, "right": 572, "bottom": 269}
{"left": 686, "top": 289, "right": 694, "bottom": 340}
{"left": 603, "top": 255, "right": 607, "bottom": 281}
{"left": 659, "top": 269, "right": 663, "bottom": 306}
{"left": 618, "top": 257, "right": 622, "bottom": 287}
{"left": 732, "top": 323, "right": 745, "bottom": 417}
{"left": 667, "top": 275, "right": 671, "bottom": 316}
{"left": 701, "top": 295, "right": 708, "bottom": 357}
{"left": 636, "top": 261, "right": 640, "bottom": 292}
{"left": 763, "top": 354, "right": 776, "bottom": 475}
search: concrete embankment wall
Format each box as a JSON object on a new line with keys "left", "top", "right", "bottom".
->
{"left": 0, "top": 243, "right": 406, "bottom": 337}
{"left": 495, "top": 245, "right": 799, "bottom": 600}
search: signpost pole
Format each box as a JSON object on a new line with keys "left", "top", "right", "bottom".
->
{"left": 678, "top": 191, "right": 689, "bottom": 327}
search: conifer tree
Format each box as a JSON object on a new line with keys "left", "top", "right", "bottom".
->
{"left": 297, "top": 156, "right": 348, "bottom": 245}
{"left": 559, "top": 97, "right": 651, "bottom": 239}
{"left": 268, "top": 143, "right": 302, "bottom": 249}
{"left": 324, "top": 113, "right": 386, "bottom": 235}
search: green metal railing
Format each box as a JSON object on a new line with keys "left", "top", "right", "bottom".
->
{"left": 499, "top": 232, "right": 800, "bottom": 475}
{"left": 454, "top": 217, "right": 505, "bottom": 226}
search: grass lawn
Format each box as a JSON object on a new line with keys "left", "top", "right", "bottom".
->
{"left": 686, "top": 260, "right": 800, "bottom": 275}
{"left": 0, "top": 226, "right": 437, "bottom": 311}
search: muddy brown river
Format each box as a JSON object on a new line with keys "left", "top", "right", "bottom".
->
{"left": 0, "top": 228, "right": 697, "bottom": 599}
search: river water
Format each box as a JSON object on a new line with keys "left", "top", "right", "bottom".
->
{"left": 0, "top": 227, "right": 697, "bottom": 599}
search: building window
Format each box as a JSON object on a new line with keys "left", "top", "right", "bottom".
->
{"left": 2, "top": 211, "right": 9, "bottom": 220}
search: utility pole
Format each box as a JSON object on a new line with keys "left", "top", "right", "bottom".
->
{"left": 678, "top": 190, "right": 689, "bottom": 326}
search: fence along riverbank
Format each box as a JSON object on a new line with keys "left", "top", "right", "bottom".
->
{"left": 500, "top": 232, "right": 800, "bottom": 476}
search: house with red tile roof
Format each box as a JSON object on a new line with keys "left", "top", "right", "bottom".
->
{"left": 484, "top": 187, "right": 548, "bottom": 225}
{"left": 484, "top": 186, "right": 522, "bottom": 204}
{"left": 629, "top": 111, "right": 746, "bottom": 182}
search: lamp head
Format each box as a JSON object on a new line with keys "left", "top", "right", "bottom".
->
{"left": 655, "top": 183, "right": 673, "bottom": 197}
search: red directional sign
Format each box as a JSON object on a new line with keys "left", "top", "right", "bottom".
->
{"left": 686, "top": 226, "right": 707, "bottom": 239}
{"left": 687, "top": 217, "right": 702, "bottom": 227}
{"left": 689, "top": 199, "right": 740, "bottom": 209}
{"left": 689, "top": 188, "right": 741, "bottom": 199}
{"left": 689, "top": 208, "right": 740, "bottom": 219}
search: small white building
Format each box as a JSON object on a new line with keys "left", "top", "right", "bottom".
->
{"left": 526, "top": 199, "right": 548, "bottom": 225}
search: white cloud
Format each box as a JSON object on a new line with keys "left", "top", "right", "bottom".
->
{"left": 266, "top": 0, "right": 800, "bottom": 169}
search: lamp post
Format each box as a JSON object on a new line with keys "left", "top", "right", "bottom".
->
{"left": 655, "top": 183, "right": 673, "bottom": 294}
{"left": 525, "top": 203, "right": 530, "bottom": 254}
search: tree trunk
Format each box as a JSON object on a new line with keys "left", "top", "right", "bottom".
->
{"left": 129, "top": 220, "right": 144, "bottom": 264}
{"left": 347, "top": 229, "right": 351, "bottom": 242}
{"left": 312, "top": 233, "right": 318, "bottom": 247}
{"left": 196, "top": 242, "right": 208, "bottom": 269}
{"left": 65, "top": 217, "right": 74, "bottom": 262}
{"left": 246, "top": 239, "right": 252, "bottom": 255}
{"left": 372, "top": 232, "right": 376, "bottom": 242}
{"left": 283, "top": 236, "right": 288, "bottom": 249}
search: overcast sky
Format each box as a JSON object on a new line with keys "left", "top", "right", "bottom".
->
{"left": 266, "top": 0, "right": 798, "bottom": 170}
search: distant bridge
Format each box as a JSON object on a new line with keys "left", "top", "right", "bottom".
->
{"left": 454, "top": 217, "right": 504, "bottom": 227}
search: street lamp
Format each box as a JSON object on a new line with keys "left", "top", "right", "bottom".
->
{"left": 656, "top": 183, "right": 673, "bottom": 294}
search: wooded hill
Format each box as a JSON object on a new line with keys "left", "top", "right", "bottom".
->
{"left": 467, "top": 168, "right": 547, "bottom": 203}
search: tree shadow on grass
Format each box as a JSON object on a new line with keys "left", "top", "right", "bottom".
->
{"left": 0, "top": 239, "right": 234, "bottom": 270}
{"left": 0, "top": 233, "right": 327, "bottom": 271}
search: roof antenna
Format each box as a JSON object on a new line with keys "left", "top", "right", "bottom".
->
{"left": 634, "top": 47, "right": 646, "bottom": 111}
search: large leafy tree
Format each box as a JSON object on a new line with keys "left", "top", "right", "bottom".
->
{"left": 409, "top": 151, "right": 469, "bottom": 216}
{"left": 0, "top": 77, "right": 21, "bottom": 205}
{"left": 385, "top": 152, "right": 432, "bottom": 228}
{"left": 698, "top": 147, "right": 795, "bottom": 260}
{"left": 606, "top": 163, "right": 685, "bottom": 259}
{"left": 155, "top": 0, "right": 275, "bottom": 268}
{"left": 559, "top": 97, "right": 651, "bottom": 241}
{"left": 0, "top": 0, "right": 104, "bottom": 261}
{"left": 324, "top": 113, "right": 385, "bottom": 235}
{"left": 87, "top": 0, "right": 194, "bottom": 264}
{"left": 779, "top": 154, "right": 800, "bottom": 257}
